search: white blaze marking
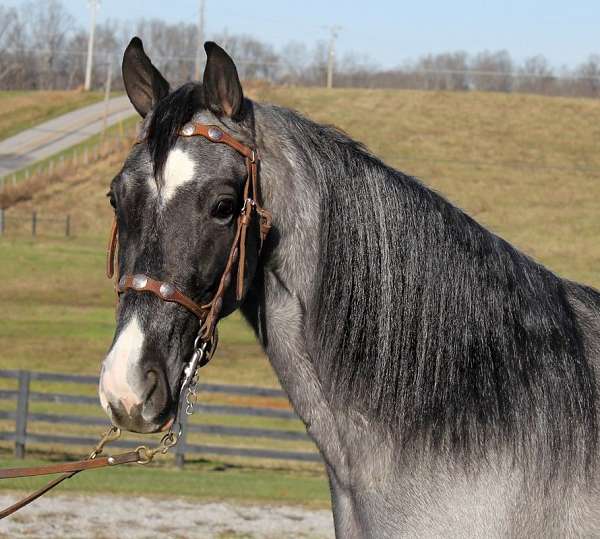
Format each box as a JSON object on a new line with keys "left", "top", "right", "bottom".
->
{"left": 161, "top": 148, "right": 196, "bottom": 202}
{"left": 99, "top": 316, "right": 145, "bottom": 415}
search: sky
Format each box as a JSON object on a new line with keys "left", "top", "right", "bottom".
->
{"left": 4, "top": 0, "right": 600, "bottom": 69}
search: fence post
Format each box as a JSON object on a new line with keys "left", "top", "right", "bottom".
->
{"left": 32, "top": 211, "right": 37, "bottom": 236}
{"left": 0, "top": 208, "right": 4, "bottom": 235}
{"left": 15, "top": 370, "right": 31, "bottom": 459}
{"left": 175, "top": 410, "right": 189, "bottom": 469}
{"left": 65, "top": 215, "right": 71, "bottom": 237}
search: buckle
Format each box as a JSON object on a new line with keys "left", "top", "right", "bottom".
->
{"left": 240, "top": 198, "right": 255, "bottom": 214}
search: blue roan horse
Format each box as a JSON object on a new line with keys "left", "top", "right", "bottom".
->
{"left": 99, "top": 37, "right": 600, "bottom": 537}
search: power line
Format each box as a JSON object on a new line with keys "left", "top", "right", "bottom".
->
{"left": 5, "top": 47, "right": 599, "bottom": 82}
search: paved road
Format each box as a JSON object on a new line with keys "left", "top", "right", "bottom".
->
{"left": 0, "top": 95, "right": 135, "bottom": 178}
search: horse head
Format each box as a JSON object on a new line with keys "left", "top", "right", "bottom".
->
{"left": 99, "top": 37, "right": 264, "bottom": 433}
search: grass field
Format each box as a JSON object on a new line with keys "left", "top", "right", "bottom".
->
{"left": 0, "top": 91, "right": 107, "bottom": 142}
{"left": 0, "top": 452, "right": 330, "bottom": 508}
{"left": 2, "top": 86, "right": 600, "bottom": 504}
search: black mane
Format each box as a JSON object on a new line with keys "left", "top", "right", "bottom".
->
{"left": 263, "top": 107, "right": 600, "bottom": 476}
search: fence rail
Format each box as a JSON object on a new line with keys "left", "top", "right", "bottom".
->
{"left": 0, "top": 369, "right": 321, "bottom": 467}
{"left": 0, "top": 209, "right": 71, "bottom": 237}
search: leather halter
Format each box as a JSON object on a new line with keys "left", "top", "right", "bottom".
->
{"left": 0, "top": 124, "right": 273, "bottom": 520}
{"left": 107, "top": 123, "right": 272, "bottom": 350}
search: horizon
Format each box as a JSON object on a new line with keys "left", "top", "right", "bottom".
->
{"left": 2, "top": 0, "right": 599, "bottom": 71}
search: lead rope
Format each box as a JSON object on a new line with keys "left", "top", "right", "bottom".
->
{"left": 0, "top": 336, "right": 211, "bottom": 520}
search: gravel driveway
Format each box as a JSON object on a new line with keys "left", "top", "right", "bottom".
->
{"left": 0, "top": 493, "right": 334, "bottom": 538}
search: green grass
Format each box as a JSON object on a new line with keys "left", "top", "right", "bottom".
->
{"left": 0, "top": 237, "right": 276, "bottom": 385}
{"left": 0, "top": 453, "right": 330, "bottom": 508}
{"left": 0, "top": 91, "right": 108, "bottom": 142}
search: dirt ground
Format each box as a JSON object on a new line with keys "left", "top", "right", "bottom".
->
{"left": 0, "top": 493, "right": 334, "bottom": 538}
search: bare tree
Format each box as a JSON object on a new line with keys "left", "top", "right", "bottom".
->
{"left": 135, "top": 19, "right": 196, "bottom": 85}
{"left": 470, "top": 50, "right": 513, "bottom": 92}
{"left": 574, "top": 55, "right": 600, "bottom": 98}
{"left": 279, "top": 41, "right": 309, "bottom": 84}
{"left": 20, "top": 0, "right": 76, "bottom": 89}
{"left": 0, "top": 6, "right": 23, "bottom": 84}
{"left": 516, "top": 55, "right": 556, "bottom": 95}
{"left": 0, "top": 0, "right": 599, "bottom": 99}
{"left": 416, "top": 52, "right": 469, "bottom": 91}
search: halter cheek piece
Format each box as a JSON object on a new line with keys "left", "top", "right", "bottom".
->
{"left": 106, "top": 123, "right": 272, "bottom": 363}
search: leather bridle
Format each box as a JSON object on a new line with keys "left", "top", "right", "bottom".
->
{"left": 107, "top": 122, "right": 272, "bottom": 357}
{"left": 0, "top": 122, "right": 272, "bottom": 519}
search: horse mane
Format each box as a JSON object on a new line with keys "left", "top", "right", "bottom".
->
{"left": 262, "top": 105, "right": 598, "bottom": 476}
{"left": 143, "top": 83, "right": 598, "bottom": 477}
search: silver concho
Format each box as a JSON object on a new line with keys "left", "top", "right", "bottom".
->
{"left": 132, "top": 274, "right": 148, "bottom": 290}
{"left": 207, "top": 127, "right": 223, "bottom": 141}
{"left": 118, "top": 275, "right": 126, "bottom": 290}
{"left": 159, "top": 282, "right": 175, "bottom": 298}
{"left": 181, "top": 123, "right": 195, "bottom": 136}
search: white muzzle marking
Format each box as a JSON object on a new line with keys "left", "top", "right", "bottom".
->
{"left": 99, "top": 315, "right": 145, "bottom": 415}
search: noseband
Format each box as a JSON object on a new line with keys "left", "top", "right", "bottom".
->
{"left": 106, "top": 123, "right": 272, "bottom": 362}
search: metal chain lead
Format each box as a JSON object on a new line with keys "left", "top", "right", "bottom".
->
{"left": 183, "top": 338, "right": 209, "bottom": 416}
{"left": 85, "top": 336, "right": 210, "bottom": 467}
{"left": 136, "top": 336, "right": 209, "bottom": 464}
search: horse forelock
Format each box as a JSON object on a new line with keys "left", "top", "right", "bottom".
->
{"left": 146, "top": 82, "right": 204, "bottom": 184}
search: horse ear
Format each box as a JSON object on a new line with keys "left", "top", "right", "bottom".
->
{"left": 122, "top": 37, "right": 170, "bottom": 118}
{"left": 203, "top": 42, "right": 244, "bottom": 119}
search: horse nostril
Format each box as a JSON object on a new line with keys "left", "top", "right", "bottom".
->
{"left": 142, "top": 368, "right": 159, "bottom": 401}
{"left": 141, "top": 368, "right": 171, "bottom": 423}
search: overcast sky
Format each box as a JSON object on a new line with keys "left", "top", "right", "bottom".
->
{"left": 5, "top": 0, "right": 599, "bottom": 69}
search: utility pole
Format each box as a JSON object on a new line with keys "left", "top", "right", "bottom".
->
{"left": 101, "top": 56, "right": 113, "bottom": 140}
{"left": 84, "top": 0, "right": 98, "bottom": 91}
{"left": 194, "top": 0, "right": 205, "bottom": 80}
{"left": 326, "top": 25, "right": 341, "bottom": 89}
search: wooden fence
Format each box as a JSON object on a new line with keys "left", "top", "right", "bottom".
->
{"left": 0, "top": 209, "right": 71, "bottom": 237}
{"left": 0, "top": 369, "right": 320, "bottom": 468}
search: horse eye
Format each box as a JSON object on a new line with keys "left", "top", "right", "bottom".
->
{"left": 213, "top": 199, "right": 235, "bottom": 219}
{"left": 106, "top": 191, "right": 116, "bottom": 209}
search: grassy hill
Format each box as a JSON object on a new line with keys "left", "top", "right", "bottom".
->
{"left": 0, "top": 90, "right": 107, "bottom": 142}
{"left": 1, "top": 86, "right": 599, "bottom": 505}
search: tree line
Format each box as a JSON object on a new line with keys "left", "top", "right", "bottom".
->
{"left": 1, "top": 1, "right": 599, "bottom": 98}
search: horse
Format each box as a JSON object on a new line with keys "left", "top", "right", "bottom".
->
{"left": 99, "top": 37, "right": 600, "bottom": 537}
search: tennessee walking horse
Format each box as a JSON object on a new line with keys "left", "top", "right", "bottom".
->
{"left": 99, "top": 37, "right": 600, "bottom": 537}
